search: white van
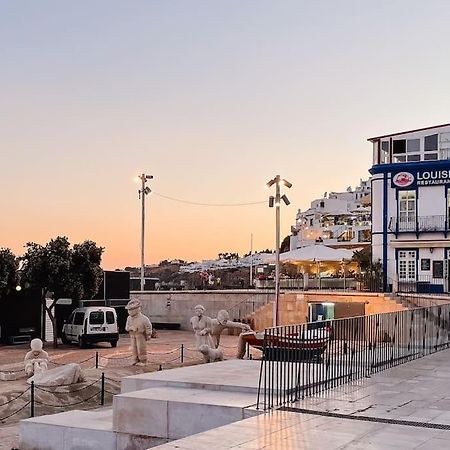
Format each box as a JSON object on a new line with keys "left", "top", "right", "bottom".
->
{"left": 62, "top": 307, "right": 119, "bottom": 348}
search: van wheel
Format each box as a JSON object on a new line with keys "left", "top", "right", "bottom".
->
{"left": 61, "top": 332, "right": 69, "bottom": 345}
{"left": 111, "top": 340, "right": 118, "bottom": 348}
{"left": 79, "top": 336, "right": 88, "bottom": 349}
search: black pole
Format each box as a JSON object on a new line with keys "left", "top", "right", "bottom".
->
{"left": 100, "top": 372, "right": 105, "bottom": 406}
{"left": 95, "top": 351, "right": 99, "bottom": 369}
{"left": 30, "top": 381, "right": 35, "bottom": 417}
{"left": 181, "top": 344, "right": 184, "bottom": 364}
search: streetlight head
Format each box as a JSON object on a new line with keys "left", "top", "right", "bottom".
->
{"left": 282, "top": 179, "right": 293, "bottom": 188}
{"left": 266, "top": 179, "right": 276, "bottom": 189}
{"left": 145, "top": 175, "right": 153, "bottom": 180}
{"left": 15, "top": 285, "right": 22, "bottom": 292}
{"left": 268, "top": 196, "right": 275, "bottom": 207}
{"left": 144, "top": 187, "right": 151, "bottom": 195}
{"left": 281, "top": 194, "right": 290, "bottom": 206}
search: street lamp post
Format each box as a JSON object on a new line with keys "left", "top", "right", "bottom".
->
{"left": 267, "top": 175, "right": 292, "bottom": 326}
{"left": 138, "top": 173, "right": 153, "bottom": 291}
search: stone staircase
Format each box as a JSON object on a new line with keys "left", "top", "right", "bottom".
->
{"left": 20, "top": 360, "right": 263, "bottom": 450}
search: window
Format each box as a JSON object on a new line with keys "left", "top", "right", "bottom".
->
{"left": 74, "top": 312, "right": 85, "bottom": 326}
{"left": 398, "top": 250, "right": 416, "bottom": 281}
{"left": 393, "top": 139, "right": 421, "bottom": 162}
{"left": 393, "top": 140, "right": 406, "bottom": 162}
{"left": 67, "top": 312, "right": 75, "bottom": 324}
{"left": 106, "top": 311, "right": 115, "bottom": 324}
{"left": 398, "top": 190, "right": 416, "bottom": 231}
{"left": 89, "top": 311, "right": 104, "bottom": 325}
{"left": 424, "top": 134, "right": 438, "bottom": 160}
{"left": 381, "top": 141, "right": 389, "bottom": 163}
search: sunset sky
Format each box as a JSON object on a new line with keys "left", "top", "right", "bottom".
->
{"left": 1, "top": 1, "right": 450, "bottom": 269}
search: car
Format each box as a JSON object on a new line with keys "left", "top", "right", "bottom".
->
{"left": 62, "top": 307, "right": 119, "bottom": 348}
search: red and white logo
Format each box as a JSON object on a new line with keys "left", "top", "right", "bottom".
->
{"left": 393, "top": 172, "right": 414, "bottom": 187}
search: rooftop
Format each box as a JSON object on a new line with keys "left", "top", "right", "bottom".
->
{"left": 368, "top": 123, "right": 450, "bottom": 142}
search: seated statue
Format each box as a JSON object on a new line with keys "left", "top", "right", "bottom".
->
{"left": 198, "top": 344, "right": 224, "bottom": 363}
{"left": 27, "top": 363, "right": 85, "bottom": 386}
{"left": 24, "top": 339, "right": 49, "bottom": 376}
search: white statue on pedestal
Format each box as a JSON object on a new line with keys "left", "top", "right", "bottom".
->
{"left": 24, "top": 339, "right": 49, "bottom": 376}
{"left": 125, "top": 299, "right": 153, "bottom": 366}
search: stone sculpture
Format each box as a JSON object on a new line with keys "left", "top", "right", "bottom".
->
{"left": 190, "top": 305, "right": 215, "bottom": 362}
{"left": 125, "top": 299, "right": 153, "bottom": 366}
{"left": 24, "top": 339, "right": 49, "bottom": 376}
{"left": 198, "top": 344, "right": 224, "bottom": 363}
{"left": 27, "top": 363, "right": 85, "bottom": 386}
{"left": 204, "top": 310, "right": 253, "bottom": 359}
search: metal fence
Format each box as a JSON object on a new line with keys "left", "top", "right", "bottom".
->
{"left": 257, "top": 303, "right": 450, "bottom": 410}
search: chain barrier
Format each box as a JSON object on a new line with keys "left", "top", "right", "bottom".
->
{"left": 0, "top": 387, "right": 31, "bottom": 406}
{"left": 34, "top": 377, "right": 102, "bottom": 393}
{"left": 34, "top": 391, "right": 101, "bottom": 408}
{"left": 0, "top": 401, "right": 31, "bottom": 422}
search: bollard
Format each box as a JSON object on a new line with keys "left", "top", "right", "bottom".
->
{"left": 180, "top": 344, "right": 184, "bottom": 364}
{"left": 30, "top": 381, "right": 35, "bottom": 417}
{"left": 158, "top": 364, "right": 162, "bottom": 371}
{"left": 95, "top": 351, "right": 99, "bottom": 369}
{"left": 100, "top": 372, "right": 105, "bottom": 406}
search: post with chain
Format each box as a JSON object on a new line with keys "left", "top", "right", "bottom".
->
{"left": 30, "top": 381, "right": 35, "bottom": 417}
{"left": 95, "top": 351, "right": 99, "bottom": 369}
{"left": 180, "top": 344, "right": 184, "bottom": 364}
{"left": 100, "top": 372, "right": 105, "bottom": 406}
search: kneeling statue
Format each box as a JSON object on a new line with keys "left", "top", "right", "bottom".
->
{"left": 24, "top": 339, "right": 49, "bottom": 376}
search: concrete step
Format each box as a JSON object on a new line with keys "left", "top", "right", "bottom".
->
{"left": 113, "top": 386, "right": 261, "bottom": 440}
{"left": 19, "top": 407, "right": 168, "bottom": 450}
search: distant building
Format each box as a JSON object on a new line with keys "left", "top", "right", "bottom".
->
{"left": 369, "top": 123, "right": 450, "bottom": 293}
{"left": 290, "top": 179, "right": 372, "bottom": 250}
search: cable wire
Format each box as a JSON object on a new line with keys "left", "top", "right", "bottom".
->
{"left": 152, "top": 192, "right": 266, "bottom": 207}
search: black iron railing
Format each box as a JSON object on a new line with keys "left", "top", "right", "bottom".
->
{"left": 257, "top": 304, "right": 450, "bottom": 410}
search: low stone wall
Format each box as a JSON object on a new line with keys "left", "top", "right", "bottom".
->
{"left": 130, "top": 290, "right": 273, "bottom": 330}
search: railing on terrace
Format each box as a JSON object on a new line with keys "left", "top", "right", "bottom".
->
{"left": 257, "top": 303, "right": 450, "bottom": 410}
{"left": 389, "top": 215, "right": 448, "bottom": 233}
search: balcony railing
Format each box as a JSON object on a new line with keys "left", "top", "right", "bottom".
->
{"left": 389, "top": 215, "right": 448, "bottom": 233}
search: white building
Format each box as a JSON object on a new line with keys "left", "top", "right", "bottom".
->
{"left": 290, "top": 179, "right": 371, "bottom": 251}
{"left": 370, "top": 123, "right": 450, "bottom": 293}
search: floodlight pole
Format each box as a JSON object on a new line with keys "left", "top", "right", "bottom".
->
{"left": 139, "top": 173, "right": 153, "bottom": 291}
{"left": 267, "top": 175, "right": 292, "bottom": 327}
{"left": 249, "top": 233, "right": 254, "bottom": 288}
{"left": 274, "top": 177, "right": 281, "bottom": 327}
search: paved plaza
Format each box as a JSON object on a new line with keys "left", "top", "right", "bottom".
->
{"left": 155, "top": 349, "right": 450, "bottom": 449}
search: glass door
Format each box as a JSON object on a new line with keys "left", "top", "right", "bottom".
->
{"left": 398, "top": 250, "right": 417, "bottom": 282}
{"left": 398, "top": 190, "right": 416, "bottom": 232}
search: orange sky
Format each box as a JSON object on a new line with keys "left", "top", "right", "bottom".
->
{"left": 2, "top": 2, "right": 450, "bottom": 269}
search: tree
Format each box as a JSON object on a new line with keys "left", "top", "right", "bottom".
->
{"left": 0, "top": 248, "right": 19, "bottom": 299}
{"left": 280, "top": 235, "right": 291, "bottom": 253}
{"left": 21, "top": 237, "right": 104, "bottom": 347}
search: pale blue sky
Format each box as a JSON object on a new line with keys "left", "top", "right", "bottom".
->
{"left": 1, "top": 1, "right": 449, "bottom": 267}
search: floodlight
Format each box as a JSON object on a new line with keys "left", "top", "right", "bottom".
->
{"left": 282, "top": 179, "right": 292, "bottom": 188}
{"left": 266, "top": 178, "right": 276, "bottom": 188}
{"left": 269, "top": 196, "right": 275, "bottom": 207}
{"left": 281, "top": 195, "right": 290, "bottom": 206}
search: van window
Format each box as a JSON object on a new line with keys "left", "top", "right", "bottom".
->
{"left": 89, "top": 311, "right": 104, "bottom": 325}
{"left": 67, "top": 312, "right": 75, "bottom": 324}
{"left": 106, "top": 311, "right": 115, "bottom": 324}
{"left": 74, "top": 312, "right": 85, "bottom": 326}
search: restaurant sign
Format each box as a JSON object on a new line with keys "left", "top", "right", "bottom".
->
{"left": 392, "top": 167, "right": 450, "bottom": 188}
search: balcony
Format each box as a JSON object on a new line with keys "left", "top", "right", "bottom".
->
{"left": 389, "top": 215, "right": 448, "bottom": 233}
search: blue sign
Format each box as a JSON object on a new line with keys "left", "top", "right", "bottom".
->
{"left": 392, "top": 167, "right": 450, "bottom": 188}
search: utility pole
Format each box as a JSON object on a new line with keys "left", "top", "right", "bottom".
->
{"left": 249, "top": 233, "right": 253, "bottom": 288}
{"left": 267, "top": 175, "right": 292, "bottom": 326}
{"left": 138, "top": 173, "right": 153, "bottom": 291}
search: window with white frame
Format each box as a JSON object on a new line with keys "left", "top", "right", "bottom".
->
{"left": 398, "top": 190, "right": 416, "bottom": 230}
{"left": 393, "top": 139, "right": 421, "bottom": 162}
{"left": 424, "top": 134, "right": 438, "bottom": 160}
{"left": 398, "top": 250, "right": 416, "bottom": 281}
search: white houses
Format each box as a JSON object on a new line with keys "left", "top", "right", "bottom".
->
{"left": 369, "top": 123, "right": 450, "bottom": 293}
{"left": 290, "top": 179, "right": 371, "bottom": 251}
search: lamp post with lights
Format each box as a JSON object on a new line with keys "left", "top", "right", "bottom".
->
{"left": 266, "top": 175, "right": 292, "bottom": 326}
{"left": 138, "top": 173, "right": 153, "bottom": 291}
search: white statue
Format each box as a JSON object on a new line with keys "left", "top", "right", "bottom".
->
{"left": 190, "top": 305, "right": 215, "bottom": 362}
{"left": 198, "top": 344, "right": 224, "bottom": 363}
{"left": 125, "top": 299, "right": 153, "bottom": 366}
{"left": 24, "top": 339, "right": 49, "bottom": 376}
{"left": 203, "top": 310, "right": 252, "bottom": 359}
{"left": 27, "top": 363, "right": 85, "bottom": 386}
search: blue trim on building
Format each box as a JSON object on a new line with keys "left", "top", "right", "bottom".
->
{"left": 370, "top": 159, "right": 450, "bottom": 175}
{"left": 382, "top": 172, "right": 388, "bottom": 291}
